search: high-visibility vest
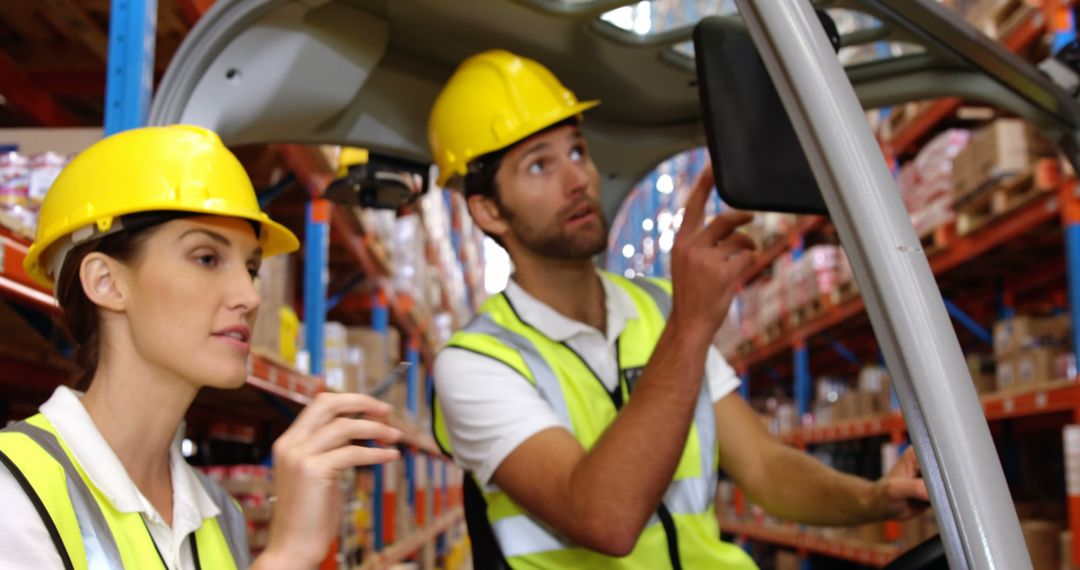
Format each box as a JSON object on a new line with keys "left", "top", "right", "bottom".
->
{"left": 0, "top": 413, "right": 249, "bottom": 570}
{"left": 433, "top": 272, "right": 758, "bottom": 569}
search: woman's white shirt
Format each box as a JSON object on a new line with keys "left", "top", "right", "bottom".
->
{"left": 0, "top": 387, "right": 222, "bottom": 570}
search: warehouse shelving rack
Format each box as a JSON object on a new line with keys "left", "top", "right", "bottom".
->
{"left": 0, "top": 1, "right": 469, "bottom": 568}
{"left": 709, "top": 5, "right": 1080, "bottom": 568}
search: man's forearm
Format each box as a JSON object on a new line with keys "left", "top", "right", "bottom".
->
{"left": 746, "top": 444, "right": 883, "bottom": 526}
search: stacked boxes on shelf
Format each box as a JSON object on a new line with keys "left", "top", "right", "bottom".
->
{"left": 993, "top": 313, "right": 1075, "bottom": 391}
{"left": 0, "top": 150, "right": 66, "bottom": 238}
{"left": 317, "top": 322, "right": 404, "bottom": 400}
{"left": 250, "top": 253, "right": 300, "bottom": 364}
{"left": 958, "top": 0, "right": 1041, "bottom": 40}
{"left": 952, "top": 119, "right": 1058, "bottom": 235}
{"left": 896, "top": 129, "right": 970, "bottom": 239}
{"left": 716, "top": 244, "right": 855, "bottom": 355}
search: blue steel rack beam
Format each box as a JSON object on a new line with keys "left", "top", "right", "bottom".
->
{"left": 105, "top": 0, "right": 157, "bottom": 134}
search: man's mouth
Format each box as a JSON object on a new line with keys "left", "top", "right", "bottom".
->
{"left": 567, "top": 203, "right": 596, "bottom": 223}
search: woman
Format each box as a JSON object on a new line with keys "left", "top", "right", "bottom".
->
{"left": 0, "top": 125, "right": 402, "bottom": 569}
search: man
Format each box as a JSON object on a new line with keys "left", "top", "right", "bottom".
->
{"left": 429, "top": 49, "right": 928, "bottom": 569}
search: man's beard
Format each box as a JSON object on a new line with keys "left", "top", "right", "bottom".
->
{"left": 502, "top": 200, "right": 609, "bottom": 261}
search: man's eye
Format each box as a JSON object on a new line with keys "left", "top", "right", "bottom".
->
{"left": 570, "top": 147, "right": 584, "bottom": 161}
{"left": 528, "top": 160, "right": 546, "bottom": 175}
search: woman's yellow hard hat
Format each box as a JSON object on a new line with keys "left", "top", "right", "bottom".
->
{"left": 23, "top": 124, "right": 300, "bottom": 289}
{"left": 428, "top": 49, "right": 600, "bottom": 187}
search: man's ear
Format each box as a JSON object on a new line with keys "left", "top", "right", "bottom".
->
{"left": 467, "top": 194, "right": 510, "bottom": 240}
{"left": 79, "top": 253, "right": 127, "bottom": 312}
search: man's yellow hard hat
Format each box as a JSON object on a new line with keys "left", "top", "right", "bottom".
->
{"left": 428, "top": 49, "right": 600, "bottom": 187}
{"left": 23, "top": 124, "right": 300, "bottom": 289}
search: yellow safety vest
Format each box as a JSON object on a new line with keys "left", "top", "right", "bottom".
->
{"left": 0, "top": 413, "right": 249, "bottom": 570}
{"left": 434, "top": 272, "right": 758, "bottom": 569}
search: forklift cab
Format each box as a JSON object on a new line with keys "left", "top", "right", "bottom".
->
{"left": 151, "top": 1, "right": 1080, "bottom": 568}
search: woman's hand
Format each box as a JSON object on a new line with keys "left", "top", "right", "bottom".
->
{"left": 253, "top": 393, "right": 402, "bottom": 569}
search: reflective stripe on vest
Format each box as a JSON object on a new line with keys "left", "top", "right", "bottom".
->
{"left": 433, "top": 272, "right": 758, "bottom": 569}
{"left": 0, "top": 415, "right": 247, "bottom": 569}
{"left": 5, "top": 422, "right": 123, "bottom": 569}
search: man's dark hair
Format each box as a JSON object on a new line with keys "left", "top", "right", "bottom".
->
{"left": 460, "top": 118, "right": 579, "bottom": 248}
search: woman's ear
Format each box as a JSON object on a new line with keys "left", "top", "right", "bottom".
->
{"left": 468, "top": 194, "right": 509, "bottom": 240}
{"left": 79, "top": 253, "right": 127, "bottom": 312}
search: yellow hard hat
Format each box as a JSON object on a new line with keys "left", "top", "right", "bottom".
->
{"left": 428, "top": 49, "right": 599, "bottom": 187}
{"left": 23, "top": 124, "right": 300, "bottom": 289}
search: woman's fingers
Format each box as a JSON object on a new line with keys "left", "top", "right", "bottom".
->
{"left": 315, "top": 444, "right": 401, "bottom": 472}
{"left": 285, "top": 392, "right": 393, "bottom": 439}
{"left": 301, "top": 416, "right": 403, "bottom": 454}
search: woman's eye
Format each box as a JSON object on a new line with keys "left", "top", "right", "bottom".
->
{"left": 196, "top": 254, "right": 219, "bottom": 268}
{"left": 570, "top": 147, "right": 584, "bottom": 161}
{"left": 247, "top": 266, "right": 260, "bottom": 280}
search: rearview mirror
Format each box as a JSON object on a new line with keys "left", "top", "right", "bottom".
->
{"left": 693, "top": 15, "right": 832, "bottom": 215}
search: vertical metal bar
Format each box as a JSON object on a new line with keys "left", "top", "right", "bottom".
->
{"left": 105, "top": 0, "right": 157, "bottom": 134}
{"left": 405, "top": 446, "right": 415, "bottom": 519}
{"left": 404, "top": 334, "right": 420, "bottom": 530}
{"left": 406, "top": 336, "right": 420, "bottom": 419}
{"left": 304, "top": 199, "right": 330, "bottom": 375}
{"left": 372, "top": 464, "right": 384, "bottom": 551}
{"left": 1063, "top": 182, "right": 1080, "bottom": 370}
{"left": 733, "top": 2, "right": 1030, "bottom": 567}
{"left": 793, "top": 341, "right": 810, "bottom": 418}
{"left": 371, "top": 287, "right": 389, "bottom": 551}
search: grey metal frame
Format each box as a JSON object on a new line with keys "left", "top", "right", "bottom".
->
{"left": 736, "top": 0, "right": 1031, "bottom": 567}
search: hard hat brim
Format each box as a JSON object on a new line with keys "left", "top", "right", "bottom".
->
{"left": 435, "top": 99, "right": 601, "bottom": 188}
{"left": 24, "top": 210, "right": 300, "bottom": 290}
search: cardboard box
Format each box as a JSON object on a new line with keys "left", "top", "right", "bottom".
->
{"left": 833, "top": 392, "right": 859, "bottom": 422}
{"left": 901, "top": 516, "right": 924, "bottom": 548}
{"left": 1059, "top": 531, "right": 1072, "bottom": 570}
{"left": 250, "top": 254, "right": 296, "bottom": 360}
{"left": 952, "top": 142, "right": 983, "bottom": 199}
{"left": 1015, "top": 348, "right": 1066, "bottom": 387}
{"left": 994, "top": 314, "right": 1072, "bottom": 358}
{"left": 996, "top": 357, "right": 1017, "bottom": 391}
{"left": 857, "top": 391, "right": 882, "bottom": 418}
{"left": 973, "top": 119, "right": 1055, "bottom": 182}
{"left": 347, "top": 326, "right": 402, "bottom": 391}
{"left": 858, "top": 522, "right": 885, "bottom": 545}
{"left": 1022, "top": 520, "right": 1063, "bottom": 570}
{"left": 775, "top": 550, "right": 801, "bottom": 570}
{"left": 967, "top": 353, "right": 998, "bottom": 394}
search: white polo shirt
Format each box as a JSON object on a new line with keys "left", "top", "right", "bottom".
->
{"left": 0, "top": 387, "right": 222, "bottom": 570}
{"left": 434, "top": 272, "right": 741, "bottom": 485}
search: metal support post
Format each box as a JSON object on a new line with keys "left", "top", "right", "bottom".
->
{"left": 794, "top": 340, "right": 811, "bottom": 419}
{"left": 372, "top": 463, "right": 384, "bottom": 551}
{"left": 105, "top": 0, "right": 157, "bottom": 134}
{"left": 303, "top": 199, "right": 330, "bottom": 375}
{"left": 735, "top": 2, "right": 1030, "bottom": 566}
{"left": 371, "top": 287, "right": 390, "bottom": 551}
{"left": 407, "top": 335, "right": 420, "bottom": 419}
{"left": 1062, "top": 180, "right": 1080, "bottom": 370}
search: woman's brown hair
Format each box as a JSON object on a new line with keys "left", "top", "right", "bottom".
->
{"left": 52, "top": 213, "right": 184, "bottom": 389}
